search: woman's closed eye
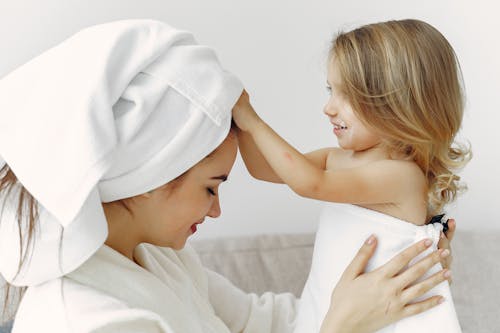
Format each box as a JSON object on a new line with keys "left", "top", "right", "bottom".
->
{"left": 207, "top": 188, "right": 216, "bottom": 196}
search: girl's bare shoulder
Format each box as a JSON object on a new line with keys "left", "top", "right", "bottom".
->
{"left": 325, "top": 147, "right": 351, "bottom": 169}
{"left": 371, "top": 159, "right": 426, "bottom": 186}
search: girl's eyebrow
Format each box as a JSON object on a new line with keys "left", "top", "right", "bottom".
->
{"left": 211, "top": 175, "right": 228, "bottom": 182}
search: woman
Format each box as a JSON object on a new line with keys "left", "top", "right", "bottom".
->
{"left": 0, "top": 20, "right": 453, "bottom": 333}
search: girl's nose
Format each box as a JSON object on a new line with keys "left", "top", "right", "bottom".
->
{"left": 323, "top": 98, "right": 337, "bottom": 117}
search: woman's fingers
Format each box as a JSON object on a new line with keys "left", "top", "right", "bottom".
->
{"left": 437, "top": 219, "right": 455, "bottom": 271}
{"left": 380, "top": 239, "right": 433, "bottom": 277}
{"left": 324, "top": 236, "right": 449, "bottom": 332}
{"left": 401, "top": 295, "right": 445, "bottom": 318}
{"left": 394, "top": 248, "right": 449, "bottom": 288}
{"left": 444, "top": 219, "right": 456, "bottom": 241}
{"left": 342, "top": 235, "right": 378, "bottom": 279}
{"left": 401, "top": 268, "right": 451, "bottom": 304}
{"left": 437, "top": 234, "right": 452, "bottom": 271}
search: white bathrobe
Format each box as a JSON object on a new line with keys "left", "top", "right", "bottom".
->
{"left": 294, "top": 202, "right": 462, "bottom": 333}
{"left": 12, "top": 243, "right": 298, "bottom": 333}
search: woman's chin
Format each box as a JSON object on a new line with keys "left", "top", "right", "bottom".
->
{"left": 147, "top": 237, "right": 186, "bottom": 250}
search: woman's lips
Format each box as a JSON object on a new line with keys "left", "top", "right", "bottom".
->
{"left": 190, "top": 219, "right": 205, "bottom": 234}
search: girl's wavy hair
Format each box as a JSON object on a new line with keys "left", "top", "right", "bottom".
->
{"left": 331, "top": 19, "right": 471, "bottom": 217}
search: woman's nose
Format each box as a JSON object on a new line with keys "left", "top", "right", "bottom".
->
{"left": 207, "top": 196, "right": 221, "bottom": 218}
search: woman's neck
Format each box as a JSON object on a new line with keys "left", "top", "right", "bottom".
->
{"left": 102, "top": 202, "right": 142, "bottom": 262}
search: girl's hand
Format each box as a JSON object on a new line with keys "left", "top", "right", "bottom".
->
{"left": 320, "top": 235, "right": 451, "bottom": 333}
{"left": 437, "top": 218, "right": 456, "bottom": 280}
{"left": 232, "top": 90, "right": 260, "bottom": 132}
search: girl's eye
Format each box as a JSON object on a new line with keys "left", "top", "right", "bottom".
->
{"left": 207, "top": 188, "right": 216, "bottom": 196}
{"left": 326, "top": 86, "right": 332, "bottom": 94}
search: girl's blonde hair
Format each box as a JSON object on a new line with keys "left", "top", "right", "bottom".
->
{"left": 331, "top": 19, "right": 471, "bottom": 217}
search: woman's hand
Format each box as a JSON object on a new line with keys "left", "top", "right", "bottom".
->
{"left": 232, "top": 90, "right": 261, "bottom": 132}
{"left": 320, "top": 235, "right": 451, "bottom": 333}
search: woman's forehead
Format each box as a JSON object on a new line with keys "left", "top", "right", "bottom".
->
{"left": 196, "top": 138, "right": 237, "bottom": 174}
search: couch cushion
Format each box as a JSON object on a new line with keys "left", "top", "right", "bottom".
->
{"left": 192, "top": 233, "right": 314, "bottom": 296}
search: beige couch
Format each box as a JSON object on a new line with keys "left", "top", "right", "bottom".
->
{"left": 1, "top": 230, "right": 497, "bottom": 332}
{"left": 192, "top": 231, "right": 499, "bottom": 333}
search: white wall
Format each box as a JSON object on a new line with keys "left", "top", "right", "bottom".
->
{"left": 0, "top": 0, "right": 498, "bottom": 239}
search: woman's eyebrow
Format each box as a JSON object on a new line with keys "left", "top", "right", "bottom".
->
{"left": 211, "top": 175, "right": 228, "bottom": 182}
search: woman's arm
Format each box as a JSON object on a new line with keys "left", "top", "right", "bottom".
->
{"left": 321, "top": 235, "right": 451, "bottom": 333}
{"left": 232, "top": 92, "right": 416, "bottom": 205}
{"left": 206, "top": 268, "right": 297, "bottom": 333}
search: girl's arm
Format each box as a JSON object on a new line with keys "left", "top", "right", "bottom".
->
{"left": 232, "top": 92, "right": 419, "bottom": 205}
{"left": 237, "top": 128, "right": 333, "bottom": 183}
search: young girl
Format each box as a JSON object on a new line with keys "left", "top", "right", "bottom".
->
{"left": 232, "top": 19, "right": 470, "bottom": 332}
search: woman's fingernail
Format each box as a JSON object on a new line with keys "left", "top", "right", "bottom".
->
{"left": 366, "top": 235, "right": 375, "bottom": 245}
{"left": 441, "top": 249, "right": 450, "bottom": 258}
{"left": 438, "top": 297, "right": 445, "bottom": 304}
{"left": 424, "top": 239, "right": 433, "bottom": 247}
{"left": 444, "top": 270, "right": 452, "bottom": 278}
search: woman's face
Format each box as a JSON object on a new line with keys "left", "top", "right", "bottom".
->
{"left": 130, "top": 132, "right": 238, "bottom": 250}
{"left": 323, "top": 58, "right": 381, "bottom": 151}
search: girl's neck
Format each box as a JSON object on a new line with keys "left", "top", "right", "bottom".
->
{"left": 349, "top": 144, "right": 391, "bottom": 162}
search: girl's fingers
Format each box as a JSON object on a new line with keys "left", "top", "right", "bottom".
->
{"left": 380, "top": 239, "right": 433, "bottom": 277}
{"left": 395, "top": 248, "right": 448, "bottom": 288}
{"left": 342, "top": 235, "right": 378, "bottom": 279}
{"left": 401, "top": 269, "right": 450, "bottom": 304}
{"left": 401, "top": 295, "right": 445, "bottom": 318}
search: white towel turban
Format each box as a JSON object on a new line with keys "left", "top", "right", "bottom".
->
{"left": 0, "top": 19, "right": 243, "bottom": 286}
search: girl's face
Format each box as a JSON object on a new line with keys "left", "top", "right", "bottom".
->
{"left": 129, "top": 133, "right": 238, "bottom": 250}
{"left": 324, "top": 59, "right": 382, "bottom": 152}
